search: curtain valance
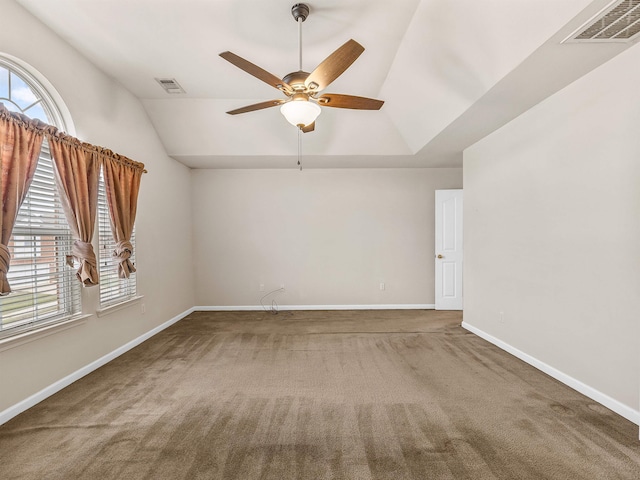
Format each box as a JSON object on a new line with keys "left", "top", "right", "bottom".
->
{"left": 47, "top": 128, "right": 146, "bottom": 174}
{"left": 0, "top": 103, "right": 50, "bottom": 134}
{"left": 0, "top": 104, "right": 146, "bottom": 173}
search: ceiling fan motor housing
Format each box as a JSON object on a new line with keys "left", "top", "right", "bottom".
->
{"left": 291, "top": 3, "right": 310, "bottom": 22}
{"left": 283, "top": 70, "right": 310, "bottom": 91}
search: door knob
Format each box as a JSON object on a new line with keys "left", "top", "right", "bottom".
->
{"left": 437, "top": 254, "right": 443, "bottom": 259}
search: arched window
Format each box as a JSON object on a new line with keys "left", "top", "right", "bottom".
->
{"left": 0, "top": 56, "right": 80, "bottom": 335}
{"left": 0, "top": 56, "right": 68, "bottom": 130}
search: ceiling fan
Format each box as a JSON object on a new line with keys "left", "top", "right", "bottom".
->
{"left": 219, "top": 3, "right": 384, "bottom": 133}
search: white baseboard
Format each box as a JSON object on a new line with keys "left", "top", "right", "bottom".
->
{"left": 194, "top": 304, "right": 435, "bottom": 311}
{"left": 0, "top": 306, "right": 195, "bottom": 426}
{"left": 461, "top": 321, "right": 640, "bottom": 426}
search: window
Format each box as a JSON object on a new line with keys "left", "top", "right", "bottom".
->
{"left": 98, "top": 173, "right": 137, "bottom": 307}
{"left": 0, "top": 58, "right": 80, "bottom": 335}
{"left": 0, "top": 57, "right": 65, "bottom": 127}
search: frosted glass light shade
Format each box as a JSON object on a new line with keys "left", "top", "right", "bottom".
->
{"left": 280, "top": 100, "right": 321, "bottom": 127}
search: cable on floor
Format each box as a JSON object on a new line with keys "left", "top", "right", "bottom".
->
{"left": 260, "top": 287, "right": 285, "bottom": 315}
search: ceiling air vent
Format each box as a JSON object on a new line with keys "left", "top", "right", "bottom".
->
{"left": 564, "top": 0, "right": 640, "bottom": 42}
{"left": 155, "top": 77, "right": 186, "bottom": 94}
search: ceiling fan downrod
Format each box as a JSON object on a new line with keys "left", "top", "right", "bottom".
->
{"left": 291, "top": 3, "right": 309, "bottom": 72}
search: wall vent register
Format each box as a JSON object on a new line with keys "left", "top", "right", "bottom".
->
{"left": 565, "top": 0, "right": 640, "bottom": 42}
{"left": 155, "top": 77, "right": 185, "bottom": 94}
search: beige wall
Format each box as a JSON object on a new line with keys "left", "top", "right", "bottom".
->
{"left": 9, "top": 0, "right": 638, "bottom": 428}
{"left": 0, "top": 1, "right": 195, "bottom": 411}
{"left": 463, "top": 42, "right": 640, "bottom": 413}
{"left": 192, "top": 168, "right": 462, "bottom": 307}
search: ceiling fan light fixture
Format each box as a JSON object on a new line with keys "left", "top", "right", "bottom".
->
{"left": 280, "top": 100, "right": 321, "bottom": 128}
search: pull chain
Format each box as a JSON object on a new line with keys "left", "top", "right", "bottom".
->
{"left": 297, "top": 128, "right": 302, "bottom": 171}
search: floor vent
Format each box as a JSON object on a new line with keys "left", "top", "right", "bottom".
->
{"left": 564, "top": 0, "right": 640, "bottom": 42}
{"left": 155, "top": 78, "right": 186, "bottom": 94}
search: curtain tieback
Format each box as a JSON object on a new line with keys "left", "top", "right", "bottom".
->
{"left": 113, "top": 240, "right": 133, "bottom": 260}
{"left": 72, "top": 240, "right": 97, "bottom": 265}
{"left": 0, "top": 244, "right": 12, "bottom": 295}
{"left": 113, "top": 240, "right": 136, "bottom": 279}
{"left": 69, "top": 240, "right": 99, "bottom": 286}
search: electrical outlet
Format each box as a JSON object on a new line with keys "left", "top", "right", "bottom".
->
{"left": 499, "top": 311, "right": 504, "bottom": 323}
{"left": 141, "top": 303, "right": 146, "bottom": 314}
{"left": 259, "top": 284, "right": 265, "bottom": 292}
{"left": 280, "top": 284, "right": 285, "bottom": 291}
{"left": 380, "top": 283, "right": 385, "bottom": 291}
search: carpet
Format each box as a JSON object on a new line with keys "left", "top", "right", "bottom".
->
{"left": 0, "top": 309, "right": 638, "bottom": 479}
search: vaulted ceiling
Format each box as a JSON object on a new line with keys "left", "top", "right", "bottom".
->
{"left": 16, "top": 0, "right": 638, "bottom": 168}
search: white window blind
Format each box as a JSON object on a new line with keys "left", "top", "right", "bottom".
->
{"left": 0, "top": 142, "right": 81, "bottom": 334}
{"left": 98, "top": 172, "right": 136, "bottom": 307}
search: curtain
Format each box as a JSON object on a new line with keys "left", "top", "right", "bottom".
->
{"left": 101, "top": 152, "right": 145, "bottom": 279}
{"left": 48, "top": 132, "right": 100, "bottom": 286}
{"left": 0, "top": 104, "right": 47, "bottom": 295}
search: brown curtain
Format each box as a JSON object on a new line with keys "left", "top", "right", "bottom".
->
{"left": 101, "top": 152, "right": 145, "bottom": 279}
{"left": 48, "top": 132, "right": 100, "bottom": 286}
{"left": 0, "top": 104, "right": 47, "bottom": 295}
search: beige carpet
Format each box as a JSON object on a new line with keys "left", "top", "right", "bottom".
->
{"left": 0, "top": 310, "right": 639, "bottom": 479}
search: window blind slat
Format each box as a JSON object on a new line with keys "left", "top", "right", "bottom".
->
{"left": 0, "top": 151, "right": 80, "bottom": 333}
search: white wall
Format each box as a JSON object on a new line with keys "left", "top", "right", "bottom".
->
{"left": 0, "top": 1, "right": 194, "bottom": 412}
{"left": 192, "top": 168, "right": 462, "bottom": 307}
{"left": 463, "top": 42, "right": 640, "bottom": 417}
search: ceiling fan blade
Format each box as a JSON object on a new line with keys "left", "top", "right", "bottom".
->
{"left": 304, "top": 39, "right": 365, "bottom": 92}
{"left": 316, "top": 94, "right": 384, "bottom": 110}
{"left": 226, "top": 99, "right": 286, "bottom": 115}
{"left": 220, "top": 51, "right": 292, "bottom": 94}
{"left": 301, "top": 122, "right": 315, "bottom": 133}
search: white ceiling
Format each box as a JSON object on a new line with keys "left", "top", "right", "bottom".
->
{"left": 16, "top": 0, "right": 639, "bottom": 169}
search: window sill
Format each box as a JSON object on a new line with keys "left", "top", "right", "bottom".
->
{"left": 0, "top": 314, "right": 92, "bottom": 353}
{"left": 96, "top": 295, "right": 144, "bottom": 318}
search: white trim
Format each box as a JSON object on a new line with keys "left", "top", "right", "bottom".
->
{"left": 194, "top": 304, "right": 435, "bottom": 312}
{"left": 0, "top": 306, "right": 195, "bottom": 426}
{"left": 96, "top": 295, "right": 144, "bottom": 318}
{"left": 0, "top": 314, "right": 92, "bottom": 353}
{"left": 461, "top": 321, "right": 640, "bottom": 426}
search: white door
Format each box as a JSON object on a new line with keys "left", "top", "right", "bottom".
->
{"left": 435, "top": 189, "right": 463, "bottom": 310}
